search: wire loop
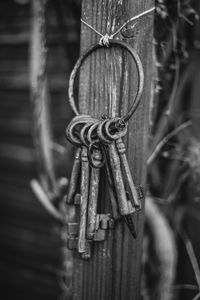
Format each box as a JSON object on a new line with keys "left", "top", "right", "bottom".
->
{"left": 99, "top": 34, "right": 112, "bottom": 47}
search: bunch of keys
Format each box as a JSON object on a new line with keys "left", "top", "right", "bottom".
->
{"left": 65, "top": 39, "right": 144, "bottom": 259}
{"left": 65, "top": 115, "right": 144, "bottom": 258}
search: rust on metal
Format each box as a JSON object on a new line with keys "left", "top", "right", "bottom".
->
{"left": 116, "top": 138, "right": 141, "bottom": 209}
{"left": 66, "top": 147, "right": 81, "bottom": 204}
{"left": 78, "top": 146, "right": 90, "bottom": 254}
{"left": 104, "top": 153, "right": 120, "bottom": 220}
{"left": 108, "top": 143, "right": 132, "bottom": 216}
{"left": 87, "top": 149, "right": 101, "bottom": 240}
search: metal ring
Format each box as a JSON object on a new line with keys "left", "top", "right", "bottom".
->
{"left": 68, "top": 39, "right": 144, "bottom": 122}
{"left": 80, "top": 123, "right": 95, "bottom": 146}
{"left": 88, "top": 141, "right": 106, "bottom": 169}
{"left": 65, "top": 115, "right": 98, "bottom": 146}
{"left": 104, "top": 117, "right": 128, "bottom": 140}
{"left": 87, "top": 121, "right": 101, "bottom": 144}
{"left": 97, "top": 119, "right": 112, "bottom": 144}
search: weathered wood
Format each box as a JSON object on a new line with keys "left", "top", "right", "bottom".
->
{"left": 71, "top": 1, "right": 155, "bottom": 299}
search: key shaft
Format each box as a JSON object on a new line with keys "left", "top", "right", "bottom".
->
{"left": 87, "top": 149, "right": 101, "bottom": 240}
{"left": 108, "top": 143, "right": 131, "bottom": 216}
{"left": 116, "top": 138, "right": 141, "bottom": 209}
{"left": 104, "top": 148, "right": 120, "bottom": 220}
{"left": 66, "top": 147, "right": 81, "bottom": 204}
{"left": 78, "top": 146, "right": 90, "bottom": 253}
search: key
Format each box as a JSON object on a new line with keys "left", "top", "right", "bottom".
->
{"left": 108, "top": 142, "right": 136, "bottom": 238}
{"left": 102, "top": 117, "right": 137, "bottom": 237}
{"left": 66, "top": 117, "right": 98, "bottom": 258}
{"left": 115, "top": 138, "right": 141, "bottom": 210}
{"left": 96, "top": 120, "right": 120, "bottom": 219}
{"left": 65, "top": 116, "right": 97, "bottom": 205}
{"left": 87, "top": 148, "right": 102, "bottom": 240}
{"left": 78, "top": 146, "right": 90, "bottom": 254}
{"left": 97, "top": 118, "right": 129, "bottom": 215}
{"left": 104, "top": 117, "right": 141, "bottom": 210}
{"left": 86, "top": 121, "right": 107, "bottom": 239}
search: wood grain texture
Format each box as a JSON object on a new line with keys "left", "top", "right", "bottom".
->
{"left": 72, "top": 0, "right": 155, "bottom": 299}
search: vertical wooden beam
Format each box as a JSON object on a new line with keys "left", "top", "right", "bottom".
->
{"left": 72, "top": 0, "right": 154, "bottom": 299}
{"left": 30, "top": 0, "right": 57, "bottom": 194}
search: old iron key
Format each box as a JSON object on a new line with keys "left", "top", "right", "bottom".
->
{"left": 80, "top": 122, "right": 103, "bottom": 241}
{"left": 103, "top": 118, "right": 137, "bottom": 238}
{"left": 65, "top": 115, "right": 98, "bottom": 205}
{"left": 97, "top": 120, "right": 120, "bottom": 220}
{"left": 66, "top": 116, "right": 97, "bottom": 258}
{"left": 87, "top": 147, "right": 102, "bottom": 240}
{"left": 104, "top": 118, "right": 141, "bottom": 210}
{"left": 108, "top": 143, "right": 137, "bottom": 238}
{"left": 78, "top": 145, "right": 90, "bottom": 256}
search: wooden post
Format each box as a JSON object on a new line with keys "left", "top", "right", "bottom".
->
{"left": 72, "top": 1, "right": 155, "bottom": 299}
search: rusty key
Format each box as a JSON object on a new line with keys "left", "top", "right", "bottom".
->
{"left": 108, "top": 143, "right": 136, "bottom": 238}
{"left": 78, "top": 146, "right": 90, "bottom": 254}
{"left": 65, "top": 115, "right": 97, "bottom": 205}
{"left": 96, "top": 120, "right": 120, "bottom": 219}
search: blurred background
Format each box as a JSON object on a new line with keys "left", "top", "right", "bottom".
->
{"left": 1, "top": 0, "right": 200, "bottom": 300}
{"left": 0, "top": 0, "right": 80, "bottom": 299}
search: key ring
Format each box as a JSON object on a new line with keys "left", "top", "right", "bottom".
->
{"left": 66, "top": 115, "right": 98, "bottom": 146}
{"left": 104, "top": 117, "right": 128, "bottom": 140}
{"left": 68, "top": 39, "right": 144, "bottom": 123}
{"left": 87, "top": 121, "right": 101, "bottom": 144}
{"left": 80, "top": 123, "right": 95, "bottom": 147}
{"left": 97, "top": 119, "right": 113, "bottom": 144}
